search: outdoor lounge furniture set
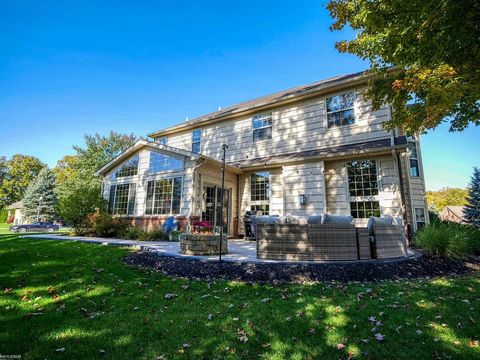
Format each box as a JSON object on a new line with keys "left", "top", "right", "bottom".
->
{"left": 254, "top": 214, "right": 408, "bottom": 261}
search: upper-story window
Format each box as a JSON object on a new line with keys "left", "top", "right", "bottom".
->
{"left": 408, "top": 140, "right": 420, "bottom": 177}
{"left": 111, "top": 155, "right": 139, "bottom": 180}
{"left": 149, "top": 152, "right": 184, "bottom": 174}
{"left": 251, "top": 171, "right": 270, "bottom": 215}
{"left": 192, "top": 129, "right": 201, "bottom": 154}
{"left": 326, "top": 92, "right": 355, "bottom": 128}
{"left": 252, "top": 112, "right": 273, "bottom": 142}
{"left": 157, "top": 137, "right": 168, "bottom": 145}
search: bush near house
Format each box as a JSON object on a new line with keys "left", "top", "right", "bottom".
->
{"left": 415, "top": 222, "right": 480, "bottom": 258}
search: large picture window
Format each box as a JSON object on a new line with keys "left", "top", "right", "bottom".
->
{"left": 251, "top": 171, "right": 270, "bottom": 215}
{"left": 408, "top": 141, "right": 420, "bottom": 177}
{"left": 149, "top": 152, "right": 184, "bottom": 174}
{"left": 192, "top": 129, "right": 201, "bottom": 154}
{"left": 350, "top": 201, "right": 380, "bottom": 219}
{"left": 252, "top": 113, "right": 273, "bottom": 142}
{"left": 326, "top": 92, "right": 355, "bottom": 128}
{"left": 347, "top": 160, "right": 378, "bottom": 197}
{"left": 145, "top": 177, "right": 183, "bottom": 215}
{"left": 108, "top": 183, "right": 136, "bottom": 215}
{"left": 347, "top": 160, "right": 380, "bottom": 218}
{"left": 111, "top": 155, "right": 139, "bottom": 179}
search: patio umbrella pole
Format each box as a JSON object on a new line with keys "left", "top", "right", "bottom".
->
{"left": 218, "top": 144, "right": 228, "bottom": 268}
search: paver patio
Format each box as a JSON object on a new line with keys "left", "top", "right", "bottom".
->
{"left": 24, "top": 234, "right": 419, "bottom": 264}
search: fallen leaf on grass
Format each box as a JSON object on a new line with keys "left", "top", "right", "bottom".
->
{"left": 261, "top": 298, "right": 271, "bottom": 303}
{"left": 238, "top": 335, "right": 249, "bottom": 343}
{"left": 336, "top": 343, "right": 346, "bottom": 350}
{"left": 24, "top": 312, "right": 43, "bottom": 319}
{"left": 4, "top": 288, "right": 12, "bottom": 293}
{"left": 55, "top": 348, "right": 65, "bottom": 352}
{"left": 470, "top": 340, "right": 479, "bottom": 347}
{"left": 374, "top": 333, "right": 385, "bottom": 341}
{"left": 165, "top": 293, "right": 176, "bottom": 300}
{"left": 47, "top": 286, "right": 55, "bottom": 294}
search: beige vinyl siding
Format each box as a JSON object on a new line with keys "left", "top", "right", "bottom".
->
{"left": 158, "top": 88, "right": 392, "bottom": 163}
{"left": 283, "top": 161, "right": 325, "bottom": 216}
{"left": 325, "top": 155, "right": 403, "bottom": 227}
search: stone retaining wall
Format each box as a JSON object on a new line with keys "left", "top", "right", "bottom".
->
{"left": 180, "top": 234, "right": 228, "bottom": 255}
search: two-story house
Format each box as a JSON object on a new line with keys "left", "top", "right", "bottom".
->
{"left": 96, "top": 70, "right": 429, "bottom": 237}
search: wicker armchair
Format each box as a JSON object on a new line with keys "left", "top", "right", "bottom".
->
{"left": 370, "top": 223, "right": 407, "bottom": 258}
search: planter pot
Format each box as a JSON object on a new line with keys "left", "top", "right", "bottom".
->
{"left": 180, "top": 234, "right": 228, "bottom": 255}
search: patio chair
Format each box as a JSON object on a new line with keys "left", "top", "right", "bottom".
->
{"left": 306, "top": 214, "right": 359, "bottom": 261}
{"left": 367, "top": 216, "right": 407, "bottom": 259}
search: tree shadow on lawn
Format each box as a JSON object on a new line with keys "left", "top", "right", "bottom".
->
{"left": 0, "top": 233, "right": 479, "bottom": 359}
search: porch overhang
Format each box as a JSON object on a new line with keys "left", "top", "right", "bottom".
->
{"left": 231, "top": 136, "right": 408, "bottom": 171}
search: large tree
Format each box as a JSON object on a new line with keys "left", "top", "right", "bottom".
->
{"left": 0, "top": 155, "right": 45, "bottom": 209}
{"left": 464, "top": 167, "right": 480, "bottom": 228}
{"left": 327, "top": 0, "right": 480, "bottom": 132}
{"left": 426, "top": 187, "right": 468, "bottom": 212}
{"left": 55, "top": 132, "right": 137, "bottom": 230}
{"left": 22, "top": 168, "right": 57, "bottom": 222}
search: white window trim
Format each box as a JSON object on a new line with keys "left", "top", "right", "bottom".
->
{"left": 148, "top": 151, "right": 185, "bottom": 175}
{"left": 110, "top": 155, "right": 140, "bottom": 180}
{"left": 325, "top": 91, "right": 357, "bottom": 129}
{"left": 407, "top": 140, "right": 421, "bottom": 178}
{"left": 109, "top": 183, "right": 136, "bottom": 216}
{"left": 145, "top": 176, "right": 184, "bottom": 216}
{"left": 346, "top": 159, "right": 382, "bottom": 218}
{"left": 250, "top": 171, "right": 271, "bottom": 213}
{"left": 192, "top": 129, "right": 202, "bottom": 153}
{"left": 252, "top": 112, "right": 273, "bottom": 143}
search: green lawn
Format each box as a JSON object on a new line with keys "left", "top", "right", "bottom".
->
{"left": 0, "top": 233, "right": 479, "bottom": 359}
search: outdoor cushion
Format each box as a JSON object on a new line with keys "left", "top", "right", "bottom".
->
{"left": 286, "top": 214, "right": 308, "bottom": 225}
{"left": 307, "top": 215, "right": 323, "bottom": 224}
{"left": 367, "top": 216, "right": 394, "bottom": 232}
{"left": 320, "top": 214, "right": 354, "bottom": 225}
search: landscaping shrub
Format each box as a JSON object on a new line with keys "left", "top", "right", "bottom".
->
{"left": 139, "top": 228, "right": 164, "bottom": 241}
{"left": 415, "top": 222, "right": 479, "bottom": 258}
{"left": 122, "top": 226, "right": 146, "bottom": 240}
{"left": 90, "top": 212, "right": 129, "bottom": 238}
{"left": 0, "top": 208, "right": 8, "bottom": 223}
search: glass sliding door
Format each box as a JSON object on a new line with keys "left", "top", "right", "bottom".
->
{"left": 202, "top": 185, "right": 230, "bottom": 235}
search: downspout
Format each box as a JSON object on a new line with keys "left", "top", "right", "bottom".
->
{"left": 392, "top": 130, "right": 411, "bottom": 245}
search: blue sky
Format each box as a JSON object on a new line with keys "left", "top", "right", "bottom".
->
{"left": 0, "top": 1, "right": 478, "bottom": 190}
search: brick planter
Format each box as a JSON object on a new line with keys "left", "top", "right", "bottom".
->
{"left": 180, "top": 234, "right": 228, "bottom": 256}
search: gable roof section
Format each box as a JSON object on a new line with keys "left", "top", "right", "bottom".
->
{"left": 95, "top": 140, "right": 243, "bottom": 176}
{"left": 7, "top": 201, "right": 24, "bottom": 210}
{"left": 444, "top": 206, "right": 465, "bottom": 220}
{"left": 148, "top": 70, "right": 381, "bottom": 138}
{"left": 95, "top": 140, "right": 202, "bottom": 177}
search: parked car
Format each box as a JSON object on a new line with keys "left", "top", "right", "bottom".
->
{"left": 10, "top": 222, "right": 59, "bottom": 233}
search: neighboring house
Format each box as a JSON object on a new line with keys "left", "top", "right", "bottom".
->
{"left": 440, "top": 206, "right": 466, "bottom": 224}
{"left": 7, "top": 201, "right": 25, "bottom": 225}
{"left": 96, "top": 70, "right": 429, "bottom": 237}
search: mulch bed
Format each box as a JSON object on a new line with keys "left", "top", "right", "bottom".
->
{"left": 123, "top": 251, "right": 480, "bottom": 284}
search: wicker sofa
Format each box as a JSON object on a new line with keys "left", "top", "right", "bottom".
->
{"left": 256, "top": 214, "right": 407, "bottom": 261}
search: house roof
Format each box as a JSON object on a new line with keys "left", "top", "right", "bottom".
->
{"left": 444, "top": 206, "right": 465, "bottom": 219}
{"left": 7, "top": 200, "right": 23, "bottom": 209}
{"left": 231, "top": 136, "right": 408, "bottom": 169}
{"left": 95, "top": 140, "right": 242, "bottom": 176}
{"left": 148, "top": 69, "right": 390, "bottom": 138}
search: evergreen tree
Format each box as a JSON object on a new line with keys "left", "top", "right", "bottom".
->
{"left": 464, "top": 167, "right": 480, "bottom": 228}
{"left": 22, "top": 168, "right": 57, "bottom": 222}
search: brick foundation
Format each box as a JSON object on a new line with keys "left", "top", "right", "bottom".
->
{"left": 126, "top": 216, "right": 200, "bottom": 231}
